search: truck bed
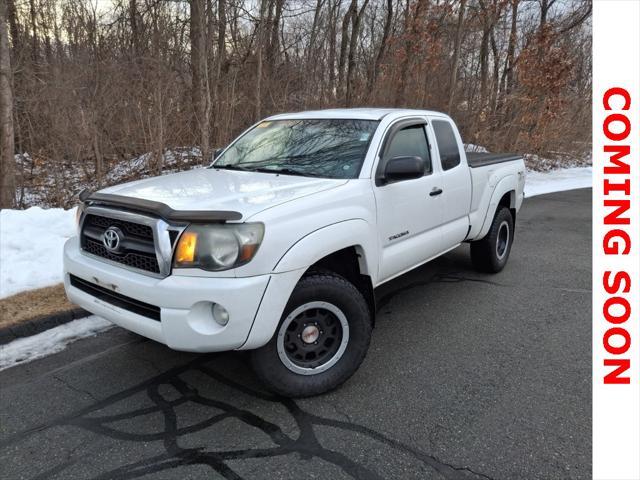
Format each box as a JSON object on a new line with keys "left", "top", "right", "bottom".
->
{"left": 466, "top": 152, "right": 523, "bottom": 168}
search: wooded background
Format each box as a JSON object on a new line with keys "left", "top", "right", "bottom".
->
{"left": 0, "top": 0, "right": 591, "bottom": 208}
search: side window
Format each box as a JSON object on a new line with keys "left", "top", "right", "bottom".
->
{"left": 385, "top": 124, "right": 432, "bottom": 174}
{"left": 432, "top": 120, "right": 461, "bottom": 170}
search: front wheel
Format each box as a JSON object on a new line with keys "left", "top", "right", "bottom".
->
{"left": 250, "top": 271, "right": 372, "bottom": 397}
{"left": 470, "top": 206, "right": 514, "bottom": 273}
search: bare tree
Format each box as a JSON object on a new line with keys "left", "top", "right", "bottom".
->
{"left": 190, "top": 0, "right": 211, "bottom": 163}
{"left": 0, "top": 0, "right": 16, "bottom": 208}
{"left": 338, "top": 0, "right": 357, "bottom": 102}
{"left": 447, "top": 0, "right": 466, "bottom": 113}
{"left": 366, "top": 0, "right": 392, "bottom": 97}
{"left": 345, "top": 0, "right": 370, "bottom": 106}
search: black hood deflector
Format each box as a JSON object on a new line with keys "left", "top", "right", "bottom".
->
{"left": 80, "top": 190, "right": 242, "bottom": 223}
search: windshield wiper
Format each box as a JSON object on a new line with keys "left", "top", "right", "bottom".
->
{"left": 214, "top": 162, "right": 326, "bottom": 178}
{"left": 212, "top": 164, "right": 251, "bottom": 171}
{"left": 253, "top": 167, "right": 323, "bottom": 178}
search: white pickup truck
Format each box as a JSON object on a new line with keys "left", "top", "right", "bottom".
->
{"left": 64, "top": 108, "right": 525, "bottom": 396}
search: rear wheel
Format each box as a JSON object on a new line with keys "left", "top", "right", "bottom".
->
{"left": 470, "top": 206, "right": 514, "bottom": 273}
{"left": 250, "top": 271, "right": 371, "bottom": 397}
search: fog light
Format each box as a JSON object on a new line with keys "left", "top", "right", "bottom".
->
{"left": 212, "top": 303, "right": 229, "bottom": 326}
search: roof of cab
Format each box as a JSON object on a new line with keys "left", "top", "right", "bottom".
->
{"left": 266, "top": 108, "right": 447, "bottom": 121}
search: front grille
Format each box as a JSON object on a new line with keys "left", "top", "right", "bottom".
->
{"left": 81, "top": 214, "right": 160, "bottom": 274}
{"left": 87, "top": 214, "right": 153, "bottom": 239}
{"left": 84, "top": 239, "right": 160, "bottom": 273}
{"left": 70, "top": 274, "right": 161, "bottom": 321}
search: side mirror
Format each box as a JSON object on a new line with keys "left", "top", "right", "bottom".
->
{"left": 212, "top": 148, "right": 223, "bottom": 160}
{"left": 381, "top": 156, "right": 425, "bottom": 184}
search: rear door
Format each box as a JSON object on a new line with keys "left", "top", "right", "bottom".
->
{"left": 373, "top": 118, "right": 449, "bottom": 283}
{"left": 429, "top": 117, "right": 473, "bottom": 246}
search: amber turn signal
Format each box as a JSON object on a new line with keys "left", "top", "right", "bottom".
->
{"left": 175, "top": 231, "right": 198, "bottom": 263}
{"left": 238, "top": 243, "right": 259, "bottom": 262}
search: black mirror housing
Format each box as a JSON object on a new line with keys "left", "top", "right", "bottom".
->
{"left": 381, "top": 156, "right": 425, "bottom": 184}
{"left": 213, "top": 148, "right": 223, "bottom": 160}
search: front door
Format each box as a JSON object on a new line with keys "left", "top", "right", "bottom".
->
{"left": 374, "top": 119, "right": 448, "bottom": 283}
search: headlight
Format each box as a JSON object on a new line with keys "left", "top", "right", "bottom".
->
{"left": 173, "top": 223, "right": 264, "bottom": 271}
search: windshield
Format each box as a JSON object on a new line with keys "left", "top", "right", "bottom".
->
{"left": 212, "top": 119, "right": 379, "bottom": 179}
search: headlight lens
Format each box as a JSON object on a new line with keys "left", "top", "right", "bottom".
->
{"left": 173, "top": 223, "right": 264, "bottom": 271}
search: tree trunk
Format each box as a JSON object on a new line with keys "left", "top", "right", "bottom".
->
{"left": 447, "top": 0, "right": 466, "bottom": 113}
{"left": 489, "top": 30, "right": 500, "bottom": 116}
{"left": 254, "top": 0, "right": 269, "bottom": 120}
{"left": 367, "top": 0, "right": 393, "bottom": 96}
{"left": 130, "top": 0, "right": 139, "bottom": 58}
{"left": 503, "top": 0, "right": 518, "bottom": 95}
{"left": 190, "top": 0, "right": 211, "bottom": 162}
{"left": 479, "top": 26, "right": 489, "bottom": 112}
{"left": 345, "top": 0, "right": 369, "bottom": 106}
{"left": 5, "top": 0, "right": 17, "bottom": 54}
{"left": 307, "top": 0, "right": 325, "bottom": 64}
{"left": 212, "top": 0, "right": 227, "bottom": 145}
{"left": 269, "top": 0, "right": 284, "bottom": 63}
{"left": 28, "top": 0, "right": 37, "bottom": 63}
{"left": 1, "top": 0, "right": 16, "bottom": 208}
{"left": 326, "top": 0, "right": 339, "bottom": 100}
{"left": 395, "top": 0, "right": 426, "bottom": 107}
{"left": 540, "top": 0, "right": 556, "bottom": 31}
{"left": 337, "top": 0, "right": 356, "bottom": 103}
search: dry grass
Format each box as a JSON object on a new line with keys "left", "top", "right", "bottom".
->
{"left": 0, "top": 284, "right": 78, "bottom": 328}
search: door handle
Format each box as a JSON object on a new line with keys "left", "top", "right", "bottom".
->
{"left": 429, "top": 188, "right": 443, "bottom": 197}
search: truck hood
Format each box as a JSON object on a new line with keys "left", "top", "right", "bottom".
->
{"left": 99, "top": 168, "right": 348, "bottom": 220}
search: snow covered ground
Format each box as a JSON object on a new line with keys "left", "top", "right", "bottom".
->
{"left": 524, "top": 166, "right": 592, "bottom": 197}
{"left": 0, "top": 207, "right": 77, "bottom": 299}
{"left": 0, "top": 316, "right": 112, "bottom": 371}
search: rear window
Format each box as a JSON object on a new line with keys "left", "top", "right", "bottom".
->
{"left": 432, "top": 120, "right": 461, "bottom": 170}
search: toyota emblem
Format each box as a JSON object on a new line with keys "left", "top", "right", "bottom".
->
{"left": 103, "top": 227, "right": 122, "bottom": 252}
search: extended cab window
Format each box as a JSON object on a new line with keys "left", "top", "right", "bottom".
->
{"left": 385, "top": 125, "right": 432, "bottom": 174}
{"left": 432, "top": 120, "right": 461, "bottom": 170}
{"left": 213, "top": 119, "right": 379, "bottom": 179}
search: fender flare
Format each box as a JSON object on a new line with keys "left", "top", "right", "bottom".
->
{"left": 240, "top": 219, "right": 378, "bottom": 350}
{"left": 474, "top": 175, "right": 516, "bottom": 240}
{"left": 272, "top": 218, "right": 378, "bottom": 279}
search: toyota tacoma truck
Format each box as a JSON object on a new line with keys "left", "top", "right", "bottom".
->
{"left": 64, "top": 108, "right": 525, "bottom": 397}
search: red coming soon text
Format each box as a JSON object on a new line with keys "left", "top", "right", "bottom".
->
{"left": 602, "top": 87, "right": 632, "bottom": 384}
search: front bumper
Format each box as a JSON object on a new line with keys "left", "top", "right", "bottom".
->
{"left": 63, "top": 237, "right": 273, "bottom": 352}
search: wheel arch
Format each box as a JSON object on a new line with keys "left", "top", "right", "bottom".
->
{"left": 241, "top": 221, "right": 378, "bottom": 351}
{"left": 306, "top": 247, "right": 376, "bottom": 326}
{"left": 273, "top": 220, "right": 377, "bottom": 324}
{"left": 473, "top": 176, "right": 517, "bottom": 241}
{"left": 272, "top": 219, "right": 378, "bottom": 280}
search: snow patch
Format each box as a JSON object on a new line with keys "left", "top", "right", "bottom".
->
{"left": 525, "top": 166, "right": 592, "bottom": 197}
{"left": 0, "top": 207, "right": 77, "bottom": 299}
{"left": 464, "top": 143, "right": 489, "bottom": 153}
{"left": 0, "top": 316, "right": 112, "bottom": 371}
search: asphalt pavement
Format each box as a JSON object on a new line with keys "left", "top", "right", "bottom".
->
{"left": 0, "top": 188, "right": 592, "bottom": 480}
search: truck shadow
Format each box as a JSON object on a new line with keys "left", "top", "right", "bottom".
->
{"left": 375, "top": 244, "right": 503, "bottom": 313}
{"left": 10, "top": 351, "right": 491, "bottom": 480}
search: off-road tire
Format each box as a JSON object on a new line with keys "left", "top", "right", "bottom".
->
{"left": 250, "top": 271, "right": 372, "bottom": 397}
{"left": 470, "top": 207, "right": 514, "bottom": 273}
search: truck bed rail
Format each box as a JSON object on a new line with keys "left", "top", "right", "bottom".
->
{"left": 466, "top": 152, "right": 523, "bottom": 168}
